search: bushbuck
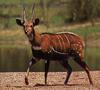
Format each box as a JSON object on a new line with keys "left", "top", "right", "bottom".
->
{"left": 16, "top": 6, "right": 93, "bottom": 85}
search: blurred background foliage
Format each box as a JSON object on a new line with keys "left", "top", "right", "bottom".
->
{"left": 0, "top": 0, "right": 100, "bottom": 29}
{"left": 0, "top": 0, "right": 100, "bottom": 71}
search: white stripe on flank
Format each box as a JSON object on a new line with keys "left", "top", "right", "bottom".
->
{"left": 57, "top": 32, "right": 85, "bottom": 47}
{"left": 63, "top": 34, "right": 70, "bottom": 47}
{"left": 58, "top": 35, "right": 65, "bottom": 52}
{"left": 56, "top": 35, "right": 62, "bottom": 51}
{"left": 51, "top": 47, "right": 67, "bottom": 55}
{"left": 32, "top": 46, "right": 41, "bottom": 50}
{"left": 57, "top": 35, "right": 64, "bottom": 51}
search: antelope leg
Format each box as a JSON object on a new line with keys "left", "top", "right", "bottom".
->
{"left": 44, "top": 60, "right": 50, "bottom": 85}
{"left": 59, "top": 60, "right": 72, "bottom": 85}
{"left": 73, "top": 54, "right": 93, "bottom": 85}
{"left": 25, "top": 57, "right": 37, "bottom": 85}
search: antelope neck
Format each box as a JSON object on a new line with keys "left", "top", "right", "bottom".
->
{"left": 30, "top": 30, "right": 41, "bottom": 47}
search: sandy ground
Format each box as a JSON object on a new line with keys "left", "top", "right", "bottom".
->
{"left": 0, "top": 71, "right": 100, "bottom": 90}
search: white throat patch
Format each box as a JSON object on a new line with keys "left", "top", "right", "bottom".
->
{"left": 32, "top": 46, "right": 41, "bottom": 50}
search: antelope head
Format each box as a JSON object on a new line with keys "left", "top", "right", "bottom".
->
{"left": 16, "top": 5, "right": 40, "bottom": 41}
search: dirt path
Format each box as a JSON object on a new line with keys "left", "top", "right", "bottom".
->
{"left": 0, "top": 71, "right": 100, "bottom": 90}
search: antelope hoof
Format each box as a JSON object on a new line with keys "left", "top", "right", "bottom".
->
{"left": 64, "top": 81, "right": 68, "bottom": 85}
{"left": 25, "top": 76, "right": 29, "bottom": 85}
{"left": 90, "top": 81, "right": 93, "bottom": 85}
{"left": 45, "top": 83, "right": 47, "bottom": 86}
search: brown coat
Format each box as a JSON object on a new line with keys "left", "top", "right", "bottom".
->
{"left": 38, "top": 32, "right": 85, "bottom": 59}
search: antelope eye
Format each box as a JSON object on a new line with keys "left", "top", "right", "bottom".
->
{"left": 30, "top": 25, "right": 33, "bottom": 27}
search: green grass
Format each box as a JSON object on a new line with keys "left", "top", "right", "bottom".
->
{"left": 68, "top": 26, "right": 100, "bottom": 37}
{"left": 0, "top": 29, "right": 26, "bottom": 41}
{"left": 0, "top": 0, "right": 41, "bottom": 4}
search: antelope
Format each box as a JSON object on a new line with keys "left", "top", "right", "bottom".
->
{"left": 16, "top": 6, "right": 93, "bottom": 85}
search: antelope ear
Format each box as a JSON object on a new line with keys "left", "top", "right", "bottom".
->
{"left": 34, "top": 18, "right": 40, "bottom": 25}
{"left": 16, "top": 18, "right": 23, "bottom": 26}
